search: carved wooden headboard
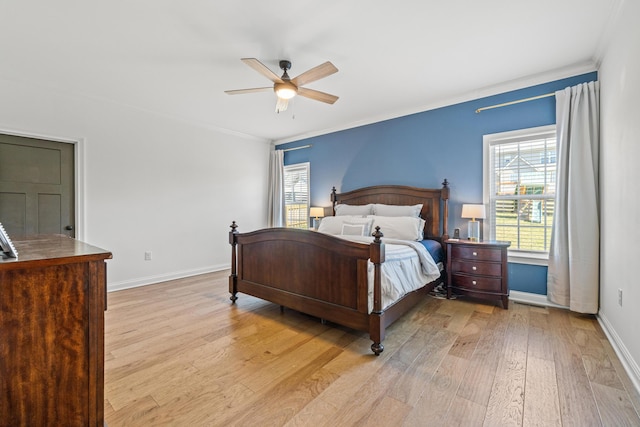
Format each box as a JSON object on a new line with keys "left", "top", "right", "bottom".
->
{"left": 331, "top": 180, "right": 450, "bottom": 240}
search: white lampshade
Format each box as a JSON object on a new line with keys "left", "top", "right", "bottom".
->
{"left": 309, "top": 207, "right": 325, "bottom": 219}
{"left": 461, "top": 204, "right": 486, "bottom": 220}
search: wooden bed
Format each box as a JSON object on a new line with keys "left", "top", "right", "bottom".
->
{"left": 228, "top": 180, "right": 450, "bottom": 355}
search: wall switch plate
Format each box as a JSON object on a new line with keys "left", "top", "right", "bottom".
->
{"left": 145, "top": 251, "right": 152, "bottom": 261}
{"left": 618, "top": 288, "right": 623, "bottom": 306}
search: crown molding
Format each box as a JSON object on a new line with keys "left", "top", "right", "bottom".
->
{"left": 274, "top": 61, "right": 598, "bottom": 146}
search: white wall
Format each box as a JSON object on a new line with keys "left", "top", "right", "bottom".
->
{"left": 0, "top": 78, "right": 270, "bottom": 290}
{"left": 599, "top": 0, "right": 640, "bottom": 390}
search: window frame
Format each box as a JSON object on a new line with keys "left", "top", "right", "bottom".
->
{"left": 483, "top": 125, "right": 556, "bottom": 266}
{"left": 283, "top": 162, "right": 310, "bottom": 229}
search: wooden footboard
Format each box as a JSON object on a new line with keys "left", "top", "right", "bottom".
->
{"left": 229, "top": 222, "right": 387, "bottom": 354}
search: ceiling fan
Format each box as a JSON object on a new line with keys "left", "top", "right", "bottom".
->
{"left": 225, "top": 58, "right": 339, "bottom": 113}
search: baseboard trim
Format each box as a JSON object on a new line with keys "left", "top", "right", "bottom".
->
{"left": 509, "top": 290, "right": 568, "bottom": 309}
{"left": 107, "top": 263, "right": 230, "bottom": 292}
{"left": 597, "top": 312, "right": 640, "bottom": 397}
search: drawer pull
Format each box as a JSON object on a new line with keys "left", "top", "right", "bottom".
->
{"left": 472, "top": 252, "right": 477, "bottom": 256}
{"left": 472, "top": 280, "right": 477, "bottom": 285}
{"left": 472, "top": 266, "right": 477, "bottom": 271}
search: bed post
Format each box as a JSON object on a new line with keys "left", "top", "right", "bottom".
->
{"left": 229, "top": 221, "right": 239, "bottom": 303}
{"left": 331, "top": 186, "right": 338, "bottom": 216}
{"left": 441, "top": 179, "right": 450, "bottom": 241}
{"left": 369, "top": 226, "right": 386, "bottom": 355}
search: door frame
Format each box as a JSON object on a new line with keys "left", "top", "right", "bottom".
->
{"left": 0, "top": 128, "right": 85, "bottom": 240}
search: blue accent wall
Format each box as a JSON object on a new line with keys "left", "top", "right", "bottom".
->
{"left": 508, "top": 263, "right": 548, "bottom": 295}
{"left": 278, "top": 72, "right": 596, "bottom": 295}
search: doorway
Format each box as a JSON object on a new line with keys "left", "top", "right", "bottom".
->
{"left": 0, "top": 133, "right": 75, "bottom": 238}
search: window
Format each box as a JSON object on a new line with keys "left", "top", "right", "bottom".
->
{"left": 483, "top": 125, "right": 556, "bottom": 264}
{"left": 284, "top": 162, "right": 310, "bottom": 229}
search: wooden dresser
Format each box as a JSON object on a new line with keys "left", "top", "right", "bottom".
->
{"left": 0, "top": 235, "right": 112, "bottom": 427}
{"left": 446, "top": 239, "right": 510, "bottom": 308}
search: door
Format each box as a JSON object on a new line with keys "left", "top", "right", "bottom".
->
{"left": 0, "top": 133, "right": 75, "bottom": 238}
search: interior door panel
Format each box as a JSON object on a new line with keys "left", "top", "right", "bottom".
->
{"left": 0, "top": 134, "right": 74, "bottom": 238}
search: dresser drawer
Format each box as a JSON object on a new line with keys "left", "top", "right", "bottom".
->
{"left": 450, "top": 245, "right": 502, "bottom": 262}
{"left": 450, "top": 273, "right": 503, "bottom": 293}
{"left": 451, "top": 259, "right": 502, "bottom": 277}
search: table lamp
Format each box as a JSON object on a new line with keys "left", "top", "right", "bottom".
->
{"left": 461, "top": 204, "right": 486, "bottom": 241}
{"left": 309, "top": 207, "right": 325, "bottom": 229}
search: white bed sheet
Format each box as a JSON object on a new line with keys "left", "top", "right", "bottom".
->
{"left": 335, "top": 235, "right": 442, "bottom": 313}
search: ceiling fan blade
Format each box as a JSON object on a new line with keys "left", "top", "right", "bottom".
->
{"left": 297, "top": 87, "right": 339, "bottom": 104}
{"left": 291, "top": 61, "right": 338, "bottom": 87}
{"left": 275, "top": 97, "right": 289, "bottom": 113}
{"left": 225, "top": 87, "right": 272, "bottom": 95}
{"left": 241, "top": 58, "right": 283, "bottom": 83}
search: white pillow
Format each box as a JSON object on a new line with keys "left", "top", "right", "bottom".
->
{"left": 317, "top": 216, "right": 373, "bottom": 236}
{"left": 369, "top": 215, "right": 426, "bottom": 241}
{"left": 341, "top": 223, "right": 368, "bottom": 236}
{"left": 372, "top": 203, "right": 423, "bottom": 217}
{"left": 334, "top": 203, "right": 373, "bottom": 216}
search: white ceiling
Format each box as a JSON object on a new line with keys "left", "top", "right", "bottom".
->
{"left": 0, "top": 1, "right": 620, "bottom": 143}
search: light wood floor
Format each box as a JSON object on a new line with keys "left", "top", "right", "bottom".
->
{"left": 104, "top": 271, "right": 640, "bottom": 426}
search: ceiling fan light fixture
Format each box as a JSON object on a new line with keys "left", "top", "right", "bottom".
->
{"left": 274, "top": 82, "right": 298, "bottom": 99}
{"left": 226, "top": 58, "right": 338, "bottom": 109}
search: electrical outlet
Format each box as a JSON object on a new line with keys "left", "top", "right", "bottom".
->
{"left": 618, "top": 288, "right": 623, "bottom": 306}
{"left": 144, "top": 251, "right": 152, "bottom": 261}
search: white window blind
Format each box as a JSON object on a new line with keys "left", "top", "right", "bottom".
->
{"left": 484, "top": 125, "right": 556, "bottom": 260}
{"left": 284, "top": 163, "right": 310, "bottom": 229}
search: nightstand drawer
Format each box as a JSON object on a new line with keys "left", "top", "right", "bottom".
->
{"left": 450, "top": 245, "right": 502, "bottom": 262}
{"left": 450, "top": 273, "right": 502, "bottom": 292}
{"left": 451, "top": 259, "right": 502, "bottom": 277}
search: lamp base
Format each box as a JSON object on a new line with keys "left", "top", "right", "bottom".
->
{"left": 468, "top": 220, "right": 480, "bottom": 241}
{"left": 313, "top": 218, "right": 321, "bottom": 230}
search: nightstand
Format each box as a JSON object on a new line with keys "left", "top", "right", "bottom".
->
{"left": 446, "top": 239, "right": 511, "bottom": 309}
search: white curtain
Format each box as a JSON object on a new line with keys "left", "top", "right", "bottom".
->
{"left": 547, "top": 81, "right": 600, "bottom": 313}
{"left": 267, "top": 148, "right": 286, "bottom": 227}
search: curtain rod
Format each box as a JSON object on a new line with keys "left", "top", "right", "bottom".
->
{"left": 281, "top": 144, "right": 312, "bottom": 152}
{"left": 475, "top": 92, "right": 555, "bottom": 114}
